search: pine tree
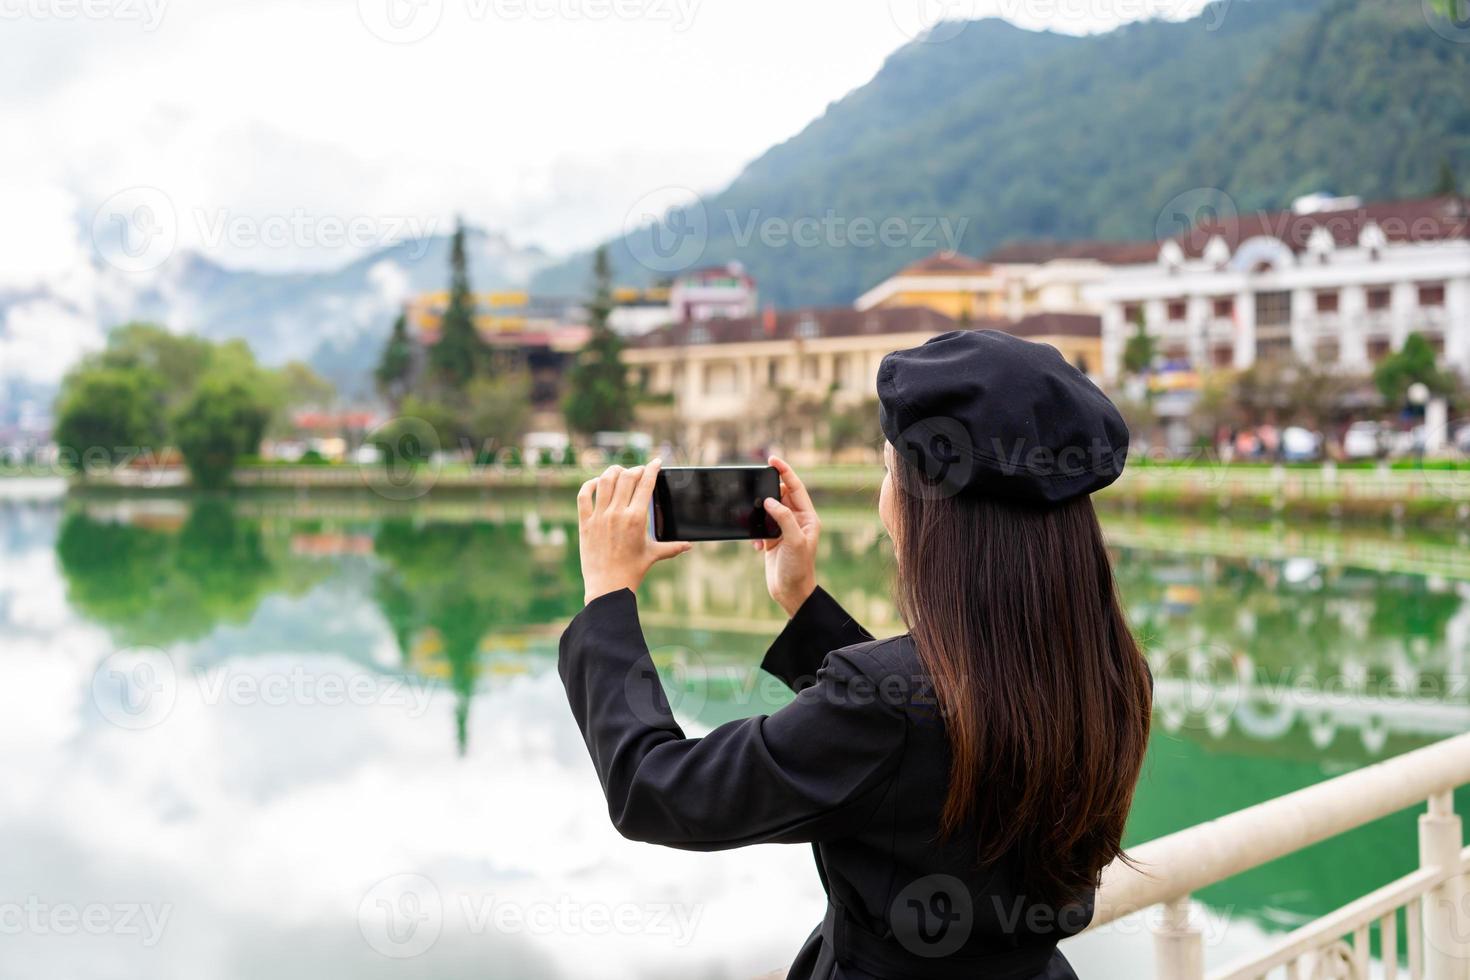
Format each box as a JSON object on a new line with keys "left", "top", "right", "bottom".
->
{"left": 563, "top": 247, "right": 635, "bottom": 436}
{"left": 374, "top": 312, "right": 415, "bottom": 411}
{"left": 1434, "top": 158, "right": 1458, "bottom": 196}
{"left": 429, "top": 220, "right": 486, "bottom": 390}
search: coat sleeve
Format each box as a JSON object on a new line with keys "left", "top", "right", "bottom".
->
{"left": 760, "top": 586, "right": 875, "bottom": 693}
{"left": 558, "top": 589, "right": 905, "bottom": 850}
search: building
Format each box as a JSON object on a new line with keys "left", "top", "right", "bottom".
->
{"left": 621, "top": 306, "right": 1102, "bottom": 462}
{"left": 855, "top": 243, "right": 1154, "bottom": 320}
{"left": 667, "top": 262, "right": 758, "bottom": 323}
{"left": 608, "top": 285, "right": 675, "bottom": 336}
{"left": 404, "top": 291, "right": 589, "bottom": 411}
{"left": 1088, "top": 195, "right": 1470, "bottom": 384}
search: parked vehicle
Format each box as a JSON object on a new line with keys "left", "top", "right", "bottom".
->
{"left": 1343, "top": 421, "right": 1384, "bottom": 460}
{"left": 1280, "top": 427, "right": 1323, "bottom": 462}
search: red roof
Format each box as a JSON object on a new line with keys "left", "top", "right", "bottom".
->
{"left": 1176, "top": 195, "right": 1470, "bottom": 257}
{"left": 981, "top": 239, "right": 1161, "bottom": 265}
{"left": 629, "top": 306, "right": 1097, "bottom": 348}
{"left": 897, "top": 251, "right": 993, "bottom": 275}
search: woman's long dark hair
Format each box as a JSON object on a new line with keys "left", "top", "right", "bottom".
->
{"left": 891, "top": 456, "right": 1152, "bottom": 905}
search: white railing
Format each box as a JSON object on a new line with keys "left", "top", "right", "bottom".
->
{"left": 1089, "top": 731, "right": 1470, "bottom": 979}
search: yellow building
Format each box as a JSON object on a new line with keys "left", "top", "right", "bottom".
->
{"left": 622, "top": 306, "right": 1103, "bottom": 463}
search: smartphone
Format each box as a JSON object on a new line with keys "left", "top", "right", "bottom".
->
{"left": 651, "top": 466, "right": 781, "bottom": 542}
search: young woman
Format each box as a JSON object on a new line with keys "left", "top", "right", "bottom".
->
{"left": 561, "top": 329, "right": 1153, "bottom": 979}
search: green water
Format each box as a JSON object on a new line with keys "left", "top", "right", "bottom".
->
{"left": 3, "top": 489, "right": 1467, "bottom": 978}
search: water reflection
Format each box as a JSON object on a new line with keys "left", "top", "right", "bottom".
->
{"left": 14, "top": 495, "right": 1470, "bottom": 975}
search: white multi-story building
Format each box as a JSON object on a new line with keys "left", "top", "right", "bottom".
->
{"left": 1089, "top": 195, "right": 1470, "bottom": 384}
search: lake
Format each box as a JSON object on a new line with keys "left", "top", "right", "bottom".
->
{"left": 3, "top": 485, "right": 1467, "bottom": 978}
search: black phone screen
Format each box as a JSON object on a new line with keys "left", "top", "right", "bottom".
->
{"left": 652, "top": 466, "right": 781, "bottom": 542}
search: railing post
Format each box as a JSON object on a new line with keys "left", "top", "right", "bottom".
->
{"left": 1419, "top": 792, "right": 1468, "bottom": 980}
{"left": 1155, "top": 895, "right": 1205, "bottom": 980}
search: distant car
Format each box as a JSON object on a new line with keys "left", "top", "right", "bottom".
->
{"left": 1387, "top": 426, "right": 1427, "bottom": 458}
{"left": 1343, "top": 422, "right": 1384, "bottom": 460}
{"left": 1281, "top": 427, "right": 1322, "bottom": 462}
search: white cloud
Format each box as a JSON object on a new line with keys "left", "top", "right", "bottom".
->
{"left": 0, "top": 0, "right": 1210, "bottom": 274}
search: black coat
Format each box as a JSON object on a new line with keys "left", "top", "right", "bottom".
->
{"left": 559, "top": 586, "right": 1091, "bottom": 980}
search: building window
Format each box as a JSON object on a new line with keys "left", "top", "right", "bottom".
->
{"left": 689, "top": 324, "right": 710, "bottom": 344}
{"left": 833, "top": 354, "right": 851, "bottom": 389}
{"left": 1427, "top": 333, "right": 1446, "bottom": 356}
{"left": 1367, "top": 338, "right": 1392, "bottom": 361}
{"left": 1367, "top": 288, "right": 1392, "bottom": 311}
{"left": 1315, "top": 290, "right": 1339, "bottom": 314}
{"left": 1314, "top": 339, "right": 1340, "bottom": 364}
{"left": 1212, "top": 344, "right": 1234, "bottom": 368}
{"left": 1255, "top": 291, "right": 1291, "bottom": 328}
{"left": 767, "top": 359, "right": 780, "bottom": 387}
{"left": 1122, "top": 303, "right": 1143, "bottom": 326}
{"left": 1163, "top": 344, "right": 1189, "bottom": 364}
{"left": 1212, "top": 297, "right": 1234, "bottom": 318}
{"left": 1419, "top": 283, "right": 1446, "bottom": 307}
{"left": 1256, "top": 335, "right": 1293, "bottom": 363}
{"left": 1167, "top": 300, "right": 1187, "bottom": 322}
{"left": 796, "top": 315, "right": 820, "bottom": 339}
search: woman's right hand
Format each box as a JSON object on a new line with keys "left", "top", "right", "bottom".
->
{"left": 757, "top": 456, "right": 820, "bottom": 617}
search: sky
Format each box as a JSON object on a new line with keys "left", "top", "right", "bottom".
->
{"left": 0, "top": 0, "right": 1215, "bottom": 277}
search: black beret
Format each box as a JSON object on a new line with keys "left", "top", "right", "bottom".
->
{"left": 877, "top": 329, "right": 1128, "bottom": 505}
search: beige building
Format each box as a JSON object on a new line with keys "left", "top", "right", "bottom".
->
{"left": 622, "top": 306, "right": 1103, "bottom": 462}
{"left": 855, "top": 243, "right": 1156, "bottom": 322}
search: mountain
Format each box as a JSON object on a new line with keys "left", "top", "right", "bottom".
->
{"left": 0, "top": 228, "right": 553, "bottom": 426}
{"left": 531, "top": 0, "right": 1470, "bottom": 308}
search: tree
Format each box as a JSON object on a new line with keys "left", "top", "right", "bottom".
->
{"left": 1373, "top": 332, "right": 1455, "bottom": 406}
{"left": 100, "top": 322, "right": 214, "bottom": 417}
{"left": 428, "top": 220, "right": 487, "bottom": 390}
{"left": 563, "top": 247, "right": 635, "bottom": 436}
{"left": 1434, "top": 157, "right": 1458, "bottom": 196}
{"left": 53, "top": 363, "right": 166, "bottom": 468}
{"left": 375, "top": 312, "right": 415, "bottom": 411}
{"left": 173, "top": 369, "right": 274, "bottom": 489}
{"left": 1121, "top": 309, "right": 1157, "bottom": 378}
{"left": 465, "top": 372, "right": 533, "bottom": 458}
{"left": 267, "top": 360, "right": 337, "bottom": 439}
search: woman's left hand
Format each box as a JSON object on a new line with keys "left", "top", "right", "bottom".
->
{"left": 577, "top": 460, "right": 691, "bottom": 604}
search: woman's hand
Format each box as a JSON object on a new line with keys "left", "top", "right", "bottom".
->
{"left": 577, "top": 460, "right": 690, "bottom": 604}
{"left": 756, "top": 456, "right": 820, "bottom": 617}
